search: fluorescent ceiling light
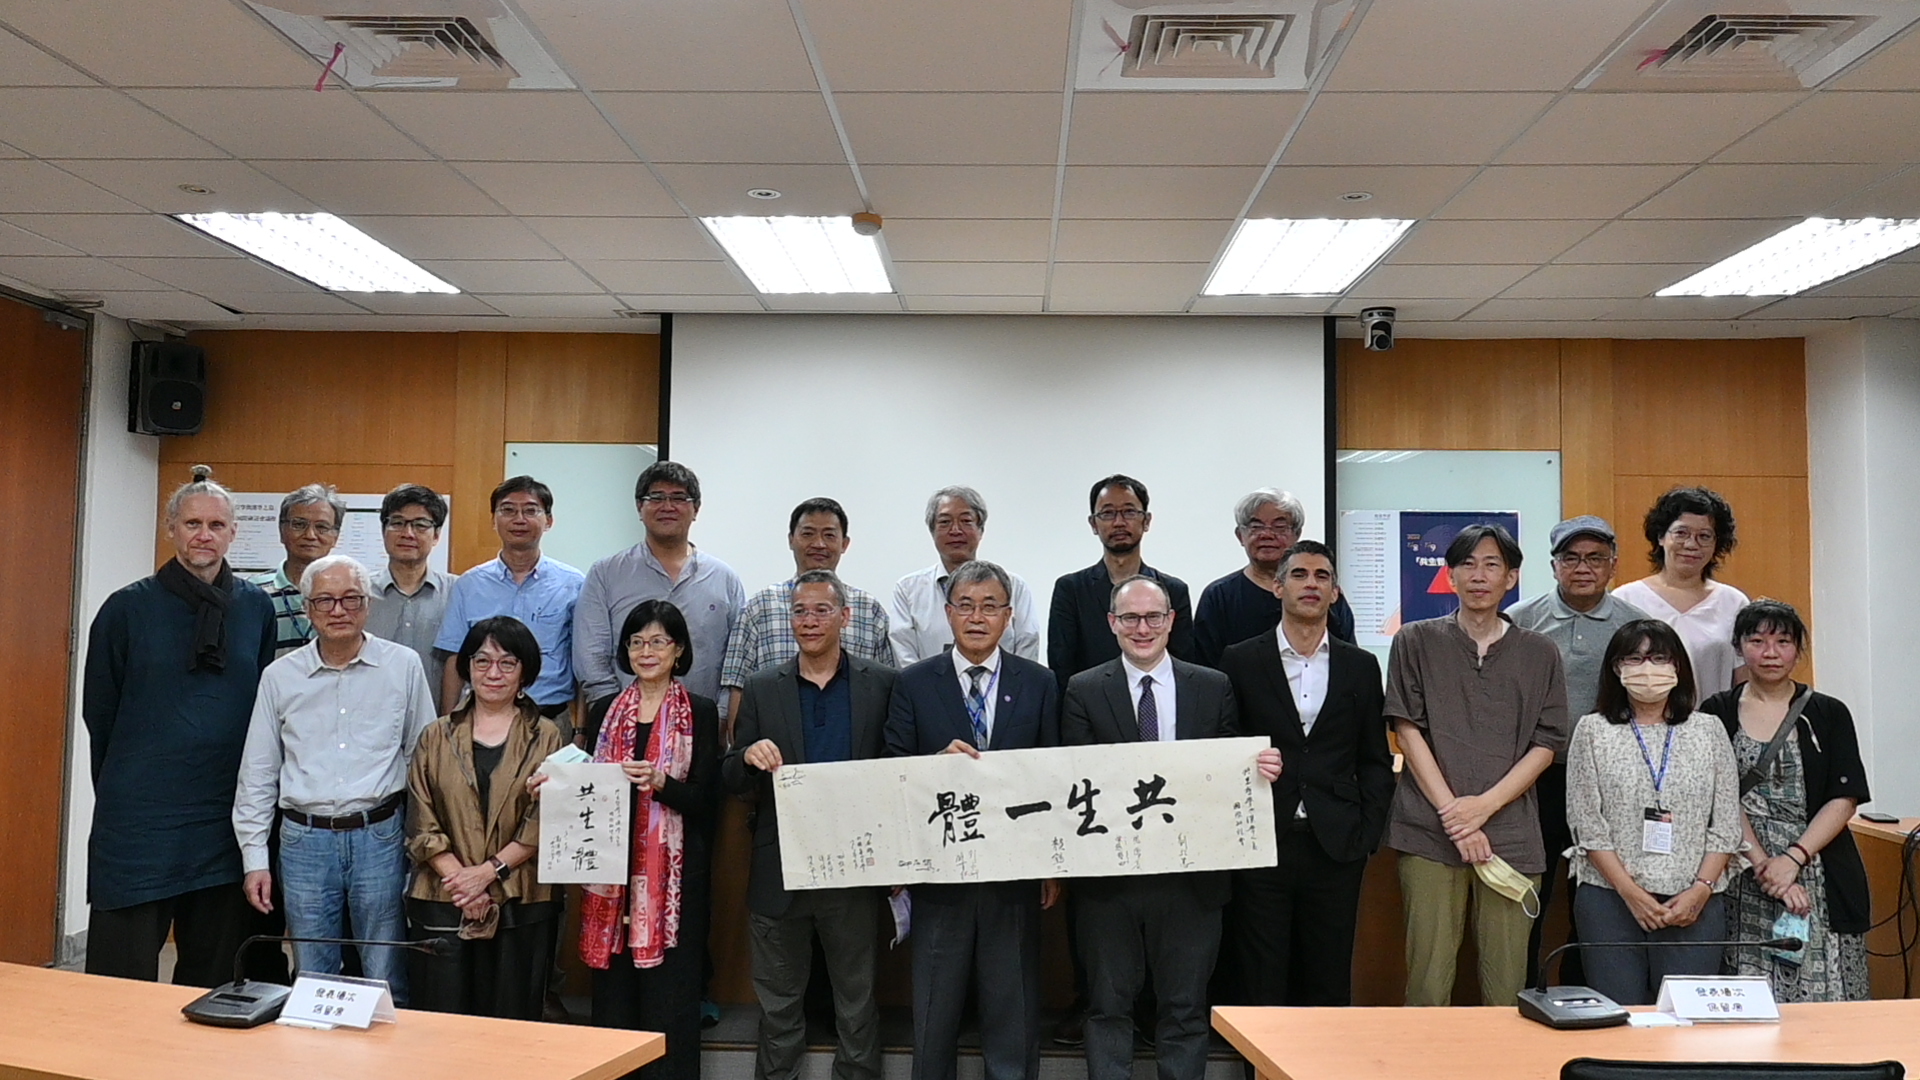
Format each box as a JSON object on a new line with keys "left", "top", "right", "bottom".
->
{"left": 1203, "top": 218, "right": 1414, "bottom": 295}
{"left": 1658, "top": 217, "right": 1920, "bottom": 298}
{"left": 174, "top": 212, "right": 457, "bottom": 294}
{"left": 699, "top": 216, "right": 892, "bottom": 294}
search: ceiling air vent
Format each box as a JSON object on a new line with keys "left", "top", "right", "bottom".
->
{"left": 245, "top": 0, "right": 574, "bottom": 89}
{"left": 1074, "top": 0, "right": 1355, "bottom": 91}
{"left": 1578, "top": 0, "right": 1920, "bottom": 90}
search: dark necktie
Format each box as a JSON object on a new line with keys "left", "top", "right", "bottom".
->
{"left": 1136, "top": 674, "right": 1159, "bottom": 741}
{"left": 965, "top": 665, "right": 991, "bottom": 749}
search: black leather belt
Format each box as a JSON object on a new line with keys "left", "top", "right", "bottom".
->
{"left": 281, "top": 791, "right": 405, "bottom": 831}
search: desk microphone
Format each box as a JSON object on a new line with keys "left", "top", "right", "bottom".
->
{"left": 182, "top": 933, "right": 454, "bottom": 1028}
{"left": 1517, "top": 936, "right": 1802, "bottom": 1030}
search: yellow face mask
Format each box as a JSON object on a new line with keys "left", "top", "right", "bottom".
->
{"left": 1474, "top": 854, "right": 1542, "bottom": 919}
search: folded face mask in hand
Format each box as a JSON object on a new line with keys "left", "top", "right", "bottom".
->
{"left": 1474, "top": 854, "right": 1542, "bottom": 919}
{"left": 1771, "top": 910, "right": 1809, "bottom": 965}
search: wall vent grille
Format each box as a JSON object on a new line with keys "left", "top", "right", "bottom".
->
{"left": 245, "top": 1, "right": 574, "bottom": 89}
{"left": 1579, "top": 1, "right": 1920, "bottom": 90}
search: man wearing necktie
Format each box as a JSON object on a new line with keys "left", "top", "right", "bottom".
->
{"left": 1062, "top": 576, "right": 1282, "bottom": 1080}
{"left": 885, "top": 560, "right": 1060, "bottom": 1080}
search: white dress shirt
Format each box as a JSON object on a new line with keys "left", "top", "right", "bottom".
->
{"left": 887, "top": 564, "right": 1042, "bottom": 664}
{"left": 950, "top": 646, "right": 1003, "bottom": 743}
{"left": 1278, "top": 625, "right": 1333, "bottom": 736}
{"left": 1122, "top": 651, "right": 1178, "bottom": 742}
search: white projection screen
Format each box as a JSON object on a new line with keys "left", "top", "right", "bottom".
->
{"left": 668, "top": 314, "right": 1327, "bottom": 654}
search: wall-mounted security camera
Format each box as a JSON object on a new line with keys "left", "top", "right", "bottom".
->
{"left": 1361, "top": 306, "right": 1395, "bottom": 351}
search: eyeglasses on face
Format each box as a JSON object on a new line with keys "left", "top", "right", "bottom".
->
{"left": 790, "top": 605, "right": 842, "bottom": 624}
{"left": 1664, "top": 525, "right": 1717, "bottom": 548}
{"left": 1115, "top": 611, "right": 1172, "bottom": 630}
{"left": 947, "top": 601, "right": 1006, "bottom": 618}
{"left": 470, "top": 655, "right": 522, "bottom": 674}
{"left": 284, "top": 519, "right": 339, "bottom": 537}
{"left": 1241, "top": 520, "right": 1295, "bottom": 537}
{"left": 384, "top": 516, "right": 438, "bottom": 535}
{"left": 627, "top": 635, "right": 678, "bottom": 653}
{"left": 307, "top": 594, "right": 367, "bottom": 613}
{"left": 494, "top": 504, "right": 547, "bottom": 521}
{"left": 639, "top": 492, "right": 695, "bottom": 505}
{"left": 1554, "top": 552, "right": 1613, "bottom": 569}
{"left": 1093, "top": 509, "right": 1145, "bottom": 524}
{"left": 933, "top": 515, "right": 981, "bottom": 532}
{"left": 1617, "top": 653, "right": 1675, "bottom": 668}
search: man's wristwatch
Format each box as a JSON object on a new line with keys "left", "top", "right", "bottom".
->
{"left": 489, "top": 857, "right": 510, "bottom": 882}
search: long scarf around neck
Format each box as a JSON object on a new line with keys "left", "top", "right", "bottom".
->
{"left": 157, "top": 557, "right": 235, "bottom": 673}
{"left": 579, "top": 679, "right": 694, "bottom": 969}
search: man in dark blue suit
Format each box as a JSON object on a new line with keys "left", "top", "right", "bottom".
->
{"left": 885, "top": 560, "right": 1060, "bottom": 1080}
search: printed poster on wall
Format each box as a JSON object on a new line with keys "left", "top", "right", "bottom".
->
{"left": 1340, "top": 509, "right": 1520, "bottom": 647}
{"left": 1398, "top": 511, "right": 1521, "bottom": 624}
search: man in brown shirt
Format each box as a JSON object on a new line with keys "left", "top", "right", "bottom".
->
{"left": 1385, "top": 524, "right": 1568, "bottom": 1007}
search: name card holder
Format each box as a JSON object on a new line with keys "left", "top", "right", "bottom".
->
{"left": 276, "top": 973, "right": 397, "bottom": 1030}
{"left": 1655, "top": 974, "right": 1780, "bottom": 1023}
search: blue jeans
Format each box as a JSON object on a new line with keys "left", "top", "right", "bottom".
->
{"left": 278, "top": 812, "right": 410, "bottom": 1004}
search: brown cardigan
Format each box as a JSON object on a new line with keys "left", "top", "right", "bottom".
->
{"left": 404, "top": 703, "right": 564, "bottom": 905}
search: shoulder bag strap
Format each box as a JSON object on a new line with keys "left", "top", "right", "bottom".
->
{"left": 1740, "top": 686, "right": 1814, "bottom": 797}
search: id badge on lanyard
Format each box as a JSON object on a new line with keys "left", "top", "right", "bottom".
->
{"left": 1632, "top": 722, "right": 1677, "bottom": 855}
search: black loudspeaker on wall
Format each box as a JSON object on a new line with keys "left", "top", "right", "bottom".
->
{"left": 128, "top": 340, "right": 207, "bottom": 435}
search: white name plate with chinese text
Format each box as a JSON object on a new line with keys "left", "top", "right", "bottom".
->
{"left": 537, "top": 761, "right": 630, "bottom": 885}
{"left": 773, "top": 737, "right": 1276, "bottom": 889}
{"left": 1656, "top": 975, "right": 1781, "bottom": 1023}
{"left": 276, "top": 973, "right": 396, "bottom": 1030}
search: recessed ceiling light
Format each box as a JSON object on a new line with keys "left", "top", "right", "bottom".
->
{"left": 175, "top": 212, "right": 458, "bottom": 294}
{"left": 1340, "top": 191, "right": 1373, "bottom": 202}
{"left": 747, "top": 188, "right": 782, "bottom": 200}
{"left": 1657, "top": 217, "right": 1920, "bottom": 297}
{"left": 1203, "top": 218, "right": 1415, "bottom": 295}
{"left": 176, "top": 184, "right": 214, "bottom": 195}
{"left": 699, "top": 216, "right": 893, "bottom": 294}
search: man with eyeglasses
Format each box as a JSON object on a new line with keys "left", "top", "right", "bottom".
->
{"left": 247, "top": 483, "right": 346, "bottom": 658}
{"left": 366, "top": 483, "right": 454, "bottom": 713}
{"left": 234, "top": 554, "right": 436, "bottom": 1002}
{"left": 724, "top": 569, "right": 897, "bottom": 1080}
{"left": 1063, "top": 576, "right": 1280, "bottom": 1080}
{"left": 889, "top": 485, "right": 1041, "bottom": 665}
{"left": 437, "top": 476, "right": 585, "bottom": 739}
{"left": 1504, "top": 515, "right": 1648, "bottom": 984}
{"left": 886, "top": 560, "right": 1059, "bottom": 1080}
{"left": 1192, "top": 488, "right": 1357, "bottom": 668}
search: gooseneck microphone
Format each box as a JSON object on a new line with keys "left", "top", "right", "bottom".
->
{"left": 182, "top": 933, "right": 454, "bottom": 1028}
{"left": 1517, "top": 936, "right": 1803, "bottom": 1030}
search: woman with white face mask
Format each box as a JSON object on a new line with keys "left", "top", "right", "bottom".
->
{"left": 1564, "top": 619, "right": 1744, "bottom": 1005}
{"left": 1701, "top": 600, "right": 1872, "bottom": 1002}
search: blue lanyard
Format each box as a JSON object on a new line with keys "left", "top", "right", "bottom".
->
{"left": 1629, "top": 721, "right": 1676, "bottom": 797}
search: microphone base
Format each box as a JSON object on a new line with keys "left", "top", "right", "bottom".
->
{"left": 182, "top": 980, "right": 293, "bottom": 1028}
{"left": 1517, "top": 986, "right": 1631, "bottom": 1029}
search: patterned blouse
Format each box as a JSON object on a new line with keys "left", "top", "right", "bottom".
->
{"left": 1565, "top": 711, "right": 1744, "bottom": 896}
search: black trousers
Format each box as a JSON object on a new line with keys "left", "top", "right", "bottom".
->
{"left": 1078, "top": 881, "right": 1221, "bottom": 1080}
{"left": 86, "top": 882, "right": 252, "bottom": 986}
{"left": 407, "top": 898, "right": 560, "bottom": 1021}
{"left": 592, "top": 872, "right": 710, "bottom": 1080}
{"left": 1526, "top": 761, "right": 1582, "bottom": 986}
{"left": 911, "top": 886, "right": 1042, "bottom": 1080}
{"left": 1228, "top": 825, "right": 1369, "bottom": 1006}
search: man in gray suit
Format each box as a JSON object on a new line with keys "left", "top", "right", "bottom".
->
{"left": 722, "top": 569, "right": 897, "bottom": 1080}
{"left": 1063, "top": 576, "right": 1281, "bottom": 1080}
{"left": 885, "top": 560, "right": 1061, "bottom": 1080}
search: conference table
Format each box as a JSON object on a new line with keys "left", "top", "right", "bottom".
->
{"left": 1214, "top": 1001, "right": 1920, "bottom": 1080}
{"left": 0, "top": 963, "right": 663, "bottom": 1080}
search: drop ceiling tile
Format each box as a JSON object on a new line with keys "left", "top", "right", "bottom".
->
{"left": 1500, "top": 263, "right": 1701, "bottom": 299}
{"left": 451, "top": 162, "right": 677, "bottom": 216}
{"left": 1061, "top": 166, "right": 1264, "bottom": 219}
{"left": 514, "top": 0, "right": 818, "bottom": 91}
{"left": 806, "top": 0, "right": 1072, "bottom": 91}
{"left": 1066, "top": 93, "right": 1306, "bottom": 166}
{"left": 1189, "top": 296, "right": 1337, "bottom": 315}
{"left": 2, "top": 213, "right": 233, "bottom": 258}
{"left": 1741, "top": 295, "right": 1914, "bottom": 319}
{"left": 525, "top": 216, "right": 721, "bottom": 261}
{"left": 129, "top": 89, "right": 427, "bottom": 161}
{"left": 618, "top": 293, "right": 765, "bottom": 311}
{"left": 1555, "top": 218, "right": 1796, "bottom": 264}
{"left": 0, "top": 89, "right": 222, "bottom": 158}
{"left": 762, "top": 294, "right": 904, "bottom": 312}
{"left": 0, "top": 255, "right": 166, "bottom": 291}
{"left": 1498, "top": 93, "right": 1801, "bottom": 165}
{"left": 1346, "top": 263, "right": 1533, "bottom": 300}
{"left": 1462, "top": 298, "right": 1626, "bottom": 321}
{"left": 107, "top": 256, "right": 313, "bottom": 294}
{"left": 1249, "top": 165, "right": 1476, "bottom": 220}
{"left": 1625, "top": 163, "right": 1895, "bottom": 219}
{"left": 258, "top": 161, "right": 501, "bottom": 216}
{"left": 879, "top": 219, "right": 1053, "bottom": 262}
{"left": 0, "top": 161, "right": 141, "bottom": 213}
{"left": 1717, "top": 94, "right": 1920, "bottom": 164}
{"left": 1829, "top": 167, "right": 1920, "bottom": 217}
{"left": 1807, "top": 262, "right": 1920, "bottom": 298}
{"left": 1329, "top": 298, "right": 1477, "bottom": 321}
{"left": 1601, "top": 297, "right": 1772, "bottom": 320}
{"left": 903, "top": 295, "right": 1045, "bottom": 312}
{"left": 580, "top": 260, "right": 748, "bottom": 294}
{"left": 0, "top": 141, "right": 21, "bottom": 158}
{"left": 0, "top": 219, "right": 79, "bottom": 256}
{"left": 891, "top": 261, "right": 1048, "bottom": 295}
{"left": 55, "top": 159, "right": 313, "bottom": 214}
{"left": 836, "top": 93, "right": 1062, "bottom": 166}
{"left": 1047, "top": 262, "right": 1207, "bottom": 308}
{"left": 0, "top": 29, "right": 92, "bottom": 85}
{"left": 600, "top": 93, "right": 845, "bottom": 164}
{"left": 1833, "top": 27, "right": 1920, "bottom": 89}
{"left": 215, "top": 292, "right": 370, "bottom": 315}
{"left": 650, "top": 163, "right": 861, "bottom": 216}
{"left": 93, "top": 291, "right": 241, "bottom": 322}
{"left": 1437, "top": 165, "right": 1691, "bottom": 220}
{"left": 1283, "top": 93, "right": 1552, "bottom": 166}
{"left": 473, "top": 294, "right": 626, "bottom": 318}
{"left": 1389, "top": 219, "right": 1599, "bottom": 264}
{"left": 0, "top": 0, "right": 318, "bottom": 87}
{"left": 862, "top": 166, "right": 1056, "bottom": 219}
{"left": 371, "top": 92, "right": 634, "bottom": 162}
{"left": 349, "top": 293, "right": 506, "bottom": 316}
{"left": 351, "top": 216, "right": 560, "bottom": 261}
{"left": 1053, "top": 219, "right": 1230, "bottom": 263}
{"left": 419, "top": 260, "right": 603, "bottom": 294}
{"left": 1325, "top": 0, "right": 1651, "bottom": 91}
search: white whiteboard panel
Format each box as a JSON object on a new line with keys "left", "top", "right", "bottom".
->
{"left": 503, "top": 442, "right": 657, "bottom": 573}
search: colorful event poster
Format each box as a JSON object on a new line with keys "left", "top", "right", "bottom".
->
{"left": 1398, "top": 511, "right": 1521, "bottom": 624}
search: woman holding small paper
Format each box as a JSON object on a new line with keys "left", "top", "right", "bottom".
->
{"left": 404, "top": 615, "right": 564, "bottom": 1019}
{"left": 1565, "top": 619, "right": 1744, "bottom": 1006}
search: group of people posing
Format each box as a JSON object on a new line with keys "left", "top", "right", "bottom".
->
{"left": 82, "top": 463, "right": 1868, "bottom": 1080}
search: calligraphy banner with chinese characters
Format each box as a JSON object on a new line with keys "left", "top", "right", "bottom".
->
{"left": 772, "top": 737, "right": 1276, "bottom": 889}
{"left": 537, "top": 762, "right": 630, "bottom": 885}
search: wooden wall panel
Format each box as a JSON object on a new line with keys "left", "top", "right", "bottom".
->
{"left": 1558, "top": 339, "right": 1617, "bottom": 528}
{"left": 0, "top": 296, "right": 85, "bottom": 965}
{"left": 1609, "top": 338, "right": 1807, "bottom": 477}
{"left": 1338, "top": 339, "right": 1562, "bottom": 450}
{"left": 451, "top": 333, "right": 509, "bottom": 573}
{"left": 504, "top": 333, "right": 660, "bottom": 445}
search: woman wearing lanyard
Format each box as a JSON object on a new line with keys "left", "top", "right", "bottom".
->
{"left": 1565, "top": 619, "right": 1744, "bottom": 1005}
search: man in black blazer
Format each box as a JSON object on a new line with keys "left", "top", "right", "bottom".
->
{"left": 886, "top": 559, "right": 1060, "bottom": 1080}
{"left": 722, "top": 570, "right": 897, "bottom": 1080}
{"left": 1217, "top": 540, "right": 1393, "bottom": 1007}
{"left": 1062, "top": 576, "right": 1280, "bottom": 1080}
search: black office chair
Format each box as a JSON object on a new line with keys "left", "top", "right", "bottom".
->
{"left": 1563, "top": 1059, "right": 1904, "bottom": 1080}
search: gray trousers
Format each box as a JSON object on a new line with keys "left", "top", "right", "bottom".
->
{"left": 1573, "top": 883, "right": 1728, "bottom": 1006}
{"left": 1078, "top": 882, "right": 1222, "bottom": 1080}
{"left": 747, "top": 888, "right": 882, "bottom": 1080}
{"left": 910, "top": 885, "right": 1043, "bottom": 1080}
